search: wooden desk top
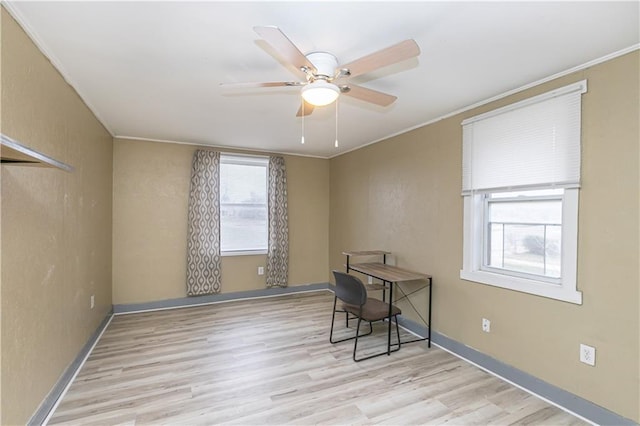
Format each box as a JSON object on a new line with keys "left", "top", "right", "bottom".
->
{"left": 342, "top": 250, "right": 391, "bottom": 257}
{"left": 348, "top": 262, "right": 431, "bottom": 283}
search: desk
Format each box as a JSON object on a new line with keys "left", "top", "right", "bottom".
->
{"left": 343, "top": 251, "right": 432, "bottom": 354}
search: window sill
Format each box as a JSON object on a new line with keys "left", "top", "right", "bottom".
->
{"left": 460, "top": 269, "right": 582, "bottom": 304}
{"left": 221, "top": 250, "right": 267, "bottom": 257}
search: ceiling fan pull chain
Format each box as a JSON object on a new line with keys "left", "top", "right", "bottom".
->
{"left": 301, "top": 98, "right": 305, "bottom": 144}
{"left": 335, "top": 99, "right": 339, "bottom": 148}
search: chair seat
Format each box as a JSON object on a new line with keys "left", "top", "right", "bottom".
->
{"left": 342, "top": 297, "right": 401, "bottom": 322}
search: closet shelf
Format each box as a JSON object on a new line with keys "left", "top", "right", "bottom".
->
{"left": 1, "top": 133, "right": 73, "bottom": 172}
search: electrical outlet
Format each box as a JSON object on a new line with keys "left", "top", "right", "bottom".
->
{"left": 257, "top": 266, "right": 264, "bottom": 275}
{"left": 90, "top": 295, "right": 95, "bottom": 310}
{"left": 482, "top": 318, "right": 491, "bottom": 333}
{"left": 580, "top": 344, "right": 596, "bottom": 366}
{"left": 367, "top": 276, "right": 373, "bottom": 284}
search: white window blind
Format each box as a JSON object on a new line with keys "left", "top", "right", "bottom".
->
{"left": 462, "top": 81, "right": 586, "bottom": 194}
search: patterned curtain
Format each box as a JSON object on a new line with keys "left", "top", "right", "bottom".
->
{"left": 186, "top": 150, "right": 222, "bottom": 296}
{"left": 266, "top": 156, "right": 289, "bottom": 288}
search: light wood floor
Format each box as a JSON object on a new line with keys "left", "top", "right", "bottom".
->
{"left": 49, "top": 291, "right": 586, "bottom": 425}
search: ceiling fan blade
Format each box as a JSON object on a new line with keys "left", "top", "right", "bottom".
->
{"left": 220, "top": 81, "right": 304, "bottom": 88}
{"left": 339, "top": 39, "right": 420, "bottom": 78}
{"left": 341, "top": 84, "right": 397, "bottom": 107}
{"left": 254, "top": 26, "right": 317, "bottom": 74}
{"left": 296, "top": 101, "right": 315, "bottom": 117}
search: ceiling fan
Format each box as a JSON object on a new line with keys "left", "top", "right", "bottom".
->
{"left": 221, "top": 26, "right": 420, "bottom": 116}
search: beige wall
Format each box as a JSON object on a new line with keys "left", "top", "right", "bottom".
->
{"left": 330, "top": 51, "right": 639, "bottom": 422}
{"left": 112, "top": 138, "right": 329, "bottom": 304}
{"left": 1, "top": 8, "right": 113, "bottom": 425}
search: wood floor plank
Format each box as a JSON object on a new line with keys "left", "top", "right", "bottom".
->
{"left": 48, "top": 291, "right": 586, "bottom": 425}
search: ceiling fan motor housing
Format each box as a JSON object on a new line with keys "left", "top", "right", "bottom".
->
{"left": 305, "top": 52, "right": 338, "bottom": 79}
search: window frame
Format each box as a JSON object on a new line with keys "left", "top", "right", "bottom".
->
{"left": 459, "top": 80, "right": 586, "bottom": 305}
{"left": 482, "top": 190, "right": 563, "bottom": 284}
{"left": 219, "top": 154, "right": 269, "bottom": 256}
{"left": 462, "top": 187, "right": 581, "bottom": 304}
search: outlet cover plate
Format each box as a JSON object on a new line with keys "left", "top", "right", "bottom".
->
{"left": 580, "top": 343, "right": 596, "bottom": 366}
{"left": 258, "top": 266, "right": 264, "bottom": 275}
{"left": 482, "top": 318, "right": 491, "bottom": 333}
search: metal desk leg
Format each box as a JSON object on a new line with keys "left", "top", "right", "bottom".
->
{"left": 382, "top": 254, "right": 387, "bottom": 302}
{"left": 387, "top": 280, "right": 393, "bottom": 355}
{"left": 428, "top": 277, "right": 432, "bottom": 348}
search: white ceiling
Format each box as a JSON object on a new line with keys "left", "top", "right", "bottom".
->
{"left": 5, "top": 1, "right": 639, "bottom": 158}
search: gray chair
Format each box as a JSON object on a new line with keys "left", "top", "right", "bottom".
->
{"left": 330, "top": 270, "right": 402, "bottom": 361}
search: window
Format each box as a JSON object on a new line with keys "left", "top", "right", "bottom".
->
{"left": 220, "top": 155, "right": 268, "bottom": 254}
{"left": 485, "top": 189, "right": 563, "bottom": 281}
{"left": 461, "top": 81, "right": 586, "bottom": 304}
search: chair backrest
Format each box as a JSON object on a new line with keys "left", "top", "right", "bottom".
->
{"left": 332, "top": 270, "right": 367, "bottom": 307}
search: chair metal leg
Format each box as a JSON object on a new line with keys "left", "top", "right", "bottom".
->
{"left": 395, "top": 315, "right": 401, "bottom": 350}
{"left": 331, "top": 300, "right": 373, "bottom": 345}
{"left": 352, "top": 317, "right": 363, "bottom": 361}
{"left": 329, "top": 296, "right": 338, "bottom": 343}
{"left": 353, "top": 315, "right": 402, "bottom": 362}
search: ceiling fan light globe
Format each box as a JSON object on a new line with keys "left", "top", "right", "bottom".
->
{"left": 301, "top": 81, "right": 340, "bottom": 106}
